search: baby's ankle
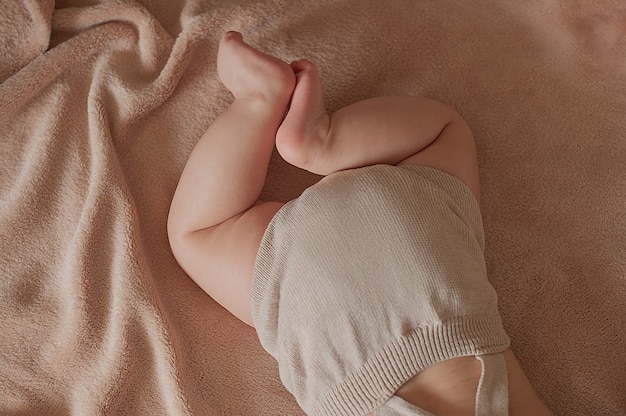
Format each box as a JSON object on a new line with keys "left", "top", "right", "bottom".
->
{"left": 232, "top": 85, "right": 292, "bottom": 110}
{"left": 227, "top": 67, "right": 295, "bottom": 109}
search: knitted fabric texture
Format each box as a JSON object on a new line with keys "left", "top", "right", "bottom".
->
{"left": 251, "top": 165, "right": 510, "bottom": 415}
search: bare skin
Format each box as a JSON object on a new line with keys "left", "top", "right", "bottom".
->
{"left": 168, "top": 31, "right": 554, "bottom": 416}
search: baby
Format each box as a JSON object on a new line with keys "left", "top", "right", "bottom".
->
{"left": 168, "top": 32, "right": 553, "bottom": 416}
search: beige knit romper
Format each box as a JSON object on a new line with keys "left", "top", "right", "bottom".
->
{"left": 251, "top": 165, "right": 511, "bottom": 415}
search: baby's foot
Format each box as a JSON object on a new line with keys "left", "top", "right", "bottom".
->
{"left": 276, "top": 59, "right": 330, "bottom": 174}
{"left": 217, "top": 32, "right": 295, "bottom": 105}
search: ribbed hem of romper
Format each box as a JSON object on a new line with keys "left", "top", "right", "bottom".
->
{"left": 312, "top": 315, "right": 510, "bottom": 416}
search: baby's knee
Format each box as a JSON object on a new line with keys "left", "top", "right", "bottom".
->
{"left": 276, "top": 113, "right": 332, "bottom": 174}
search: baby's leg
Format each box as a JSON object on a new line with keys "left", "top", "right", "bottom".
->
{"left": 276, "top": 59, "right": 480, "bottom": 201}
{"left": 168, "top": 32, "right": 294, "bottom": 326}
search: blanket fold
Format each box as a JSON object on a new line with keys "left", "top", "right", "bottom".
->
{"left": 0, "top": 0, "right": 53, "bottom": 82}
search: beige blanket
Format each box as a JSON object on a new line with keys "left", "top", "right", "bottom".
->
{"left": 1, "top": 1, "right": 624, "bottom": 415}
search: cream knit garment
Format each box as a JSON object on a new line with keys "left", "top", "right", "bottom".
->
{"left": 251, "top": 165, "right": 510, "bottom": 415}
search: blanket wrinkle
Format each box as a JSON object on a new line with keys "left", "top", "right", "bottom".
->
{"left": 52, "top": 0, "right": 174, "bottom": 68}
{"left": 0, "top": 1, "right": 194, "bottom": 415}
{"left": 1, "top": 0, "right": 626, "bottom": 415}
{"left": 0, "top": 0, "right": 54, "bottom": 83}
{"left": 51, "top": 3, "right": 182, "bottom": 142}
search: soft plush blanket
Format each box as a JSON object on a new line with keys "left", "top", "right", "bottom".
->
{"left": 1, "top": 1, "right": 624, "bottom": 415}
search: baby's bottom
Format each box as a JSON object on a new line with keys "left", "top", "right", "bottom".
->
{"left": 375, "top": 353, "right": 506, "bottom": 415}
{"left": 384, "top": 349, "right": 553, "bottom": 416}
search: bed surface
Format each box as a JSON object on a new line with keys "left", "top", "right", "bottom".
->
{"left": 1, "top": 1, "right": 625, "bottom": 414}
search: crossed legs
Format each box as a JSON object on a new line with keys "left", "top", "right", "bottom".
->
{"left": 168, "top": 29, "right": 482, "bottom": 323}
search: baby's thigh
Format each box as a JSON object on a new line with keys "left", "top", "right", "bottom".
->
{"left": 180, "top": 201, "right": 283, "bottom": 326}
{"left": 397, "top": 119, "right": 481, "bottom": 203}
